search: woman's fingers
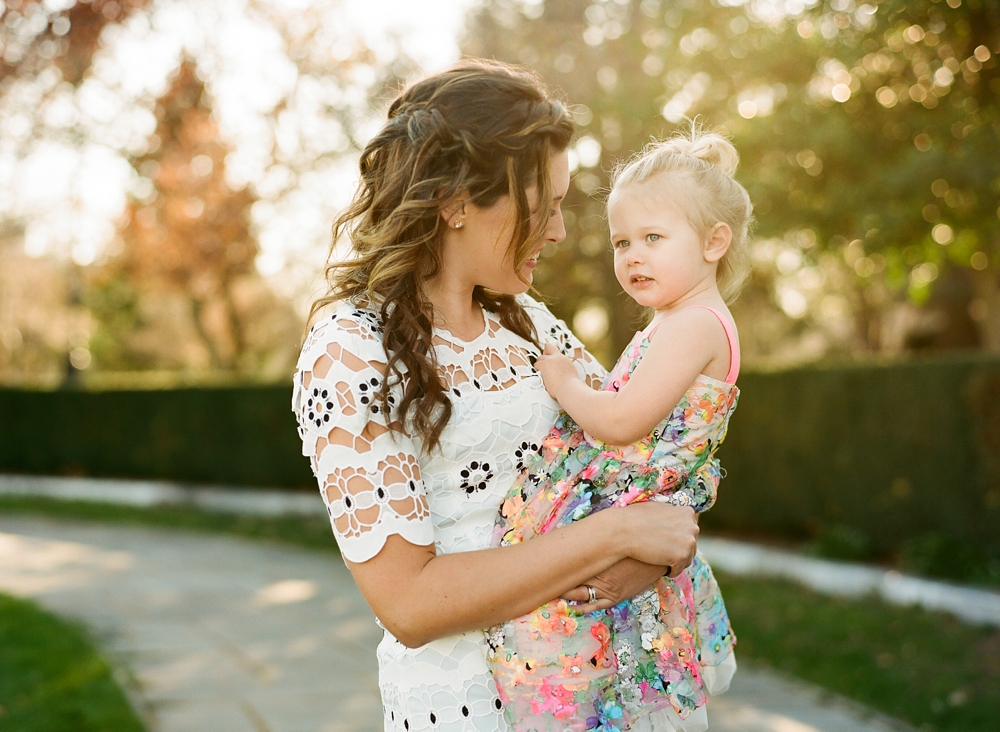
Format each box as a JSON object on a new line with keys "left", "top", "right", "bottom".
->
{"left": 561, "top": 585, "right": 591, "bottom": 603}
{"left": 561, "top": 584, "right": 617, "bottom": 614}
{"left": 569, "top": 597, "right": 616, "bottom": 614}
{"left": 543, "top": 342, "right": 559, "bottom": 355}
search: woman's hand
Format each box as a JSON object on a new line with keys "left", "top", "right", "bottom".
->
{"left": 616, "top": 502, "right": 698, "bottom": 574}
{"left": 562, "top": 558, "right": 667, "bottom": 613}
{"left": 535, "top": 343, "right": 579, "bottom": 399}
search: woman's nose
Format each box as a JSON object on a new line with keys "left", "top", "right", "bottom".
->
{"left": 547, "top": 210, "right": 566, "bottom": 244}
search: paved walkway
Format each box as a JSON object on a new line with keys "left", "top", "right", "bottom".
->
{"left": 3, "top": 474, "right": 998, "bottom": 628}
{"left": 0, "top": 515, "right": 913, "bottom": 732}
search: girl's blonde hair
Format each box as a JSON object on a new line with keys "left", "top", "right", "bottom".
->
{"left": 609, "top": 125, "right": 754, "bottom": 303}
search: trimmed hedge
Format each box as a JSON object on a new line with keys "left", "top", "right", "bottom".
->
{"left": 705, "top": 353, "right": 1000, "bottom": 564}
{"left": 0, "top": 384, "right": 312, "bottom": 488}
{"left": 2, "top": 353, "right": 998, "bottom": 564}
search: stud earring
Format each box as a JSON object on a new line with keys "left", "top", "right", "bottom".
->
{"left": 454, "top": 220, "right": 464, "bottom": 229}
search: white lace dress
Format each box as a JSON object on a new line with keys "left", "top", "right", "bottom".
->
{"left": 292, "top": 294, "right": 606, "bottom": 732}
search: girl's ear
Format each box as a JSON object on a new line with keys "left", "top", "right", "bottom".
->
{"left": 703, "top": 223, "right": 732, "bottom": 263}
{"left": 441, "top": 191, "right": 470, "bottom": 229}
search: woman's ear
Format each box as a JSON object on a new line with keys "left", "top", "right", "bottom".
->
{"left": 703, "top": 223, "right": 732, "bottom": 263}
{"left": 441, "top": 192, "right": 470, "bottom": 230}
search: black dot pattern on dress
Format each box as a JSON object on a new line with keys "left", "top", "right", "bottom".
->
{"left": 461, "top": 706, "right": 470, "bottom": 718}
{"left": 548, "top": 323, "right": 575, "bottom": 355}
{"left": 350, "top": 307, "right": 384, "bottom": 333}
{"left": 356, "top": 376, "right": 381, "bottom": 409}
{"left": 513, "top": 440, "right": 540, "bottom": 473}
{"left": 459, "top": 460, "right": 494, "bottom": 495}
{"left": 305, "top": 387, "right": 335, "bottom": 428}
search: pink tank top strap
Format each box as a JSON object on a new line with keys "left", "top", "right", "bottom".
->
{"left": 643, "top": 305, "right": 740, "bottom": 384}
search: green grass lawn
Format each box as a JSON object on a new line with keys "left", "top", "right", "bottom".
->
{"left": 2, "top": 496, "right": 998, "bottom": 731}
{"left": 0, "top": 592, "right": 145, "bottom": 732}
{"left": 720, "top": 572, "right": 1000, "bottom": 732}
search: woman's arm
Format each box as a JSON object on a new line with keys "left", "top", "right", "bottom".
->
{"left": 294, "top": 309, "right": 698, "bottom": 649}
{"left": 348, "top": 500, "right": 698, "bottom": 648}
{"left": 536, "top": 308, "right": 728, "bottom": 445}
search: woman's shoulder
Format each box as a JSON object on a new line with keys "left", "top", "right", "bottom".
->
{"left": 515, "top": 292, "right": 578, "bottom": 355}
{"left": 297, "top": 300, "right": 386, "bottom": 370}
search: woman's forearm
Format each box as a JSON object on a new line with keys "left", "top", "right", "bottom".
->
{"left": 348, "top": 501, "right": 698, "bottom": 648}
{"left": 349, "top": 509, "right": 627, "bottom": 647}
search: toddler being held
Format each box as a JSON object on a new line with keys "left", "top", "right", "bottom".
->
{"left": 489, "top": 126, "right": 753, "bottom": 732}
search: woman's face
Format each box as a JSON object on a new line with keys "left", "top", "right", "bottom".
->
{"left": 451, "top": 150, "right": 570, "bottom": 295}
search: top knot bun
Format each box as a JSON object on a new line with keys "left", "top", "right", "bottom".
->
{"left": 655, "top": 127, "right": 739, "bottom": 177}
{"left": 609, "top": 122, "right": 753, "bottom": 304}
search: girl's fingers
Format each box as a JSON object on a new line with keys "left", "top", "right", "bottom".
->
{"left": 543, "top": 342, "right": 559, "bottom": 355}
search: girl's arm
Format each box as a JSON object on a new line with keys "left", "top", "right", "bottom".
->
{"left": 348, "top": 500, "right": 698, "bottom": 648}
{"left": 536, "top": 307, "right": 730, "bottom": 445}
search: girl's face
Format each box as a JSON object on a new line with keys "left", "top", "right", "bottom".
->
{"left": 608, "top": 183, "right": 718, "bottom": 311}
{"left": 451, "top": 150, "right": 570, "bottom": 295}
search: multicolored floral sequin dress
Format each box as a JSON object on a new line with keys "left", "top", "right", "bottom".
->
{"left": 488, "top": 310, "right": 740, "bottom": 732}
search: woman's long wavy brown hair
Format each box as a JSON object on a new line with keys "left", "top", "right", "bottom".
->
{"left": 308, "top": 58, "right": 574, "bottom": 453}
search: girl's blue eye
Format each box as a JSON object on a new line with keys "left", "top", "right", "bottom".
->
{"left": 614, "top": 239, "right": 629, "bottom": 249}
{"left": 648, "top": 234, "right": 660, "bottom": 242}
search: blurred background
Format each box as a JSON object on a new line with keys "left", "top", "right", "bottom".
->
{"left": 1, "top": 3, "right": 999, "bottom": 730}
{"left": 1, "top": 0, "right": 999, "bottom": 577}
{"left": 0, "top": 0, "right": 1000, "bottom": 581}
{"left": 1, "top": 0, "right": 998, "bottom": 384}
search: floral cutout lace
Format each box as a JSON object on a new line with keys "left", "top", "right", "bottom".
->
{"left": 292, "top": 294, "right": 606, "bottom": 732}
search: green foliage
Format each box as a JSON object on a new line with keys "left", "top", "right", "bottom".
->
{"left": 0, "top": 592, "right": 145, "bottom": 732}
{"left": 900, "top": 530, "right": 1000, "bottom": 584}
{"left": 705, "top": 352, "right": 1000, "bottom": 574}
{"left": 721, "top": 572, "right": 1000, "bottom": 732}
{"left": 0, "top": 384, "right": 313, "bottom": 488}
{"left": 807, "top": 523, "right": 876, "bottom": 561}
{"left": 464, "top": 0, "right": 1000, "bottom": 357}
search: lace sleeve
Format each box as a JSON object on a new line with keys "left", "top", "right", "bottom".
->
{"left": 292, "top": 307, "right": 434, "bottom": 563}
{"left": 518, "top": 293, "right": 608, "bottom": 388}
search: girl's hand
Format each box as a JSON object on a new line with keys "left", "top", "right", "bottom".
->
{"left": 562, "top": 558, "right": 667, "bottom": 613}
{"left": 535, "top": 343, "right": 579, "bottom": 399}
{"left": 615, "top": 502, "right": 698, "bottom": 574}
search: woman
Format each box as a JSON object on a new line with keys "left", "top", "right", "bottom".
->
{"left": 292, "top": 58, "right": 700, "bottom": 732}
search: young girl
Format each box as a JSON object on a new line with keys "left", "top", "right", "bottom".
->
{"left": 487, "top": 128, "right": 753, "bottom": 732}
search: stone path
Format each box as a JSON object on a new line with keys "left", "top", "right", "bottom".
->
{"left": 0, "top": 515, "right": 912, "bottom": 732}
